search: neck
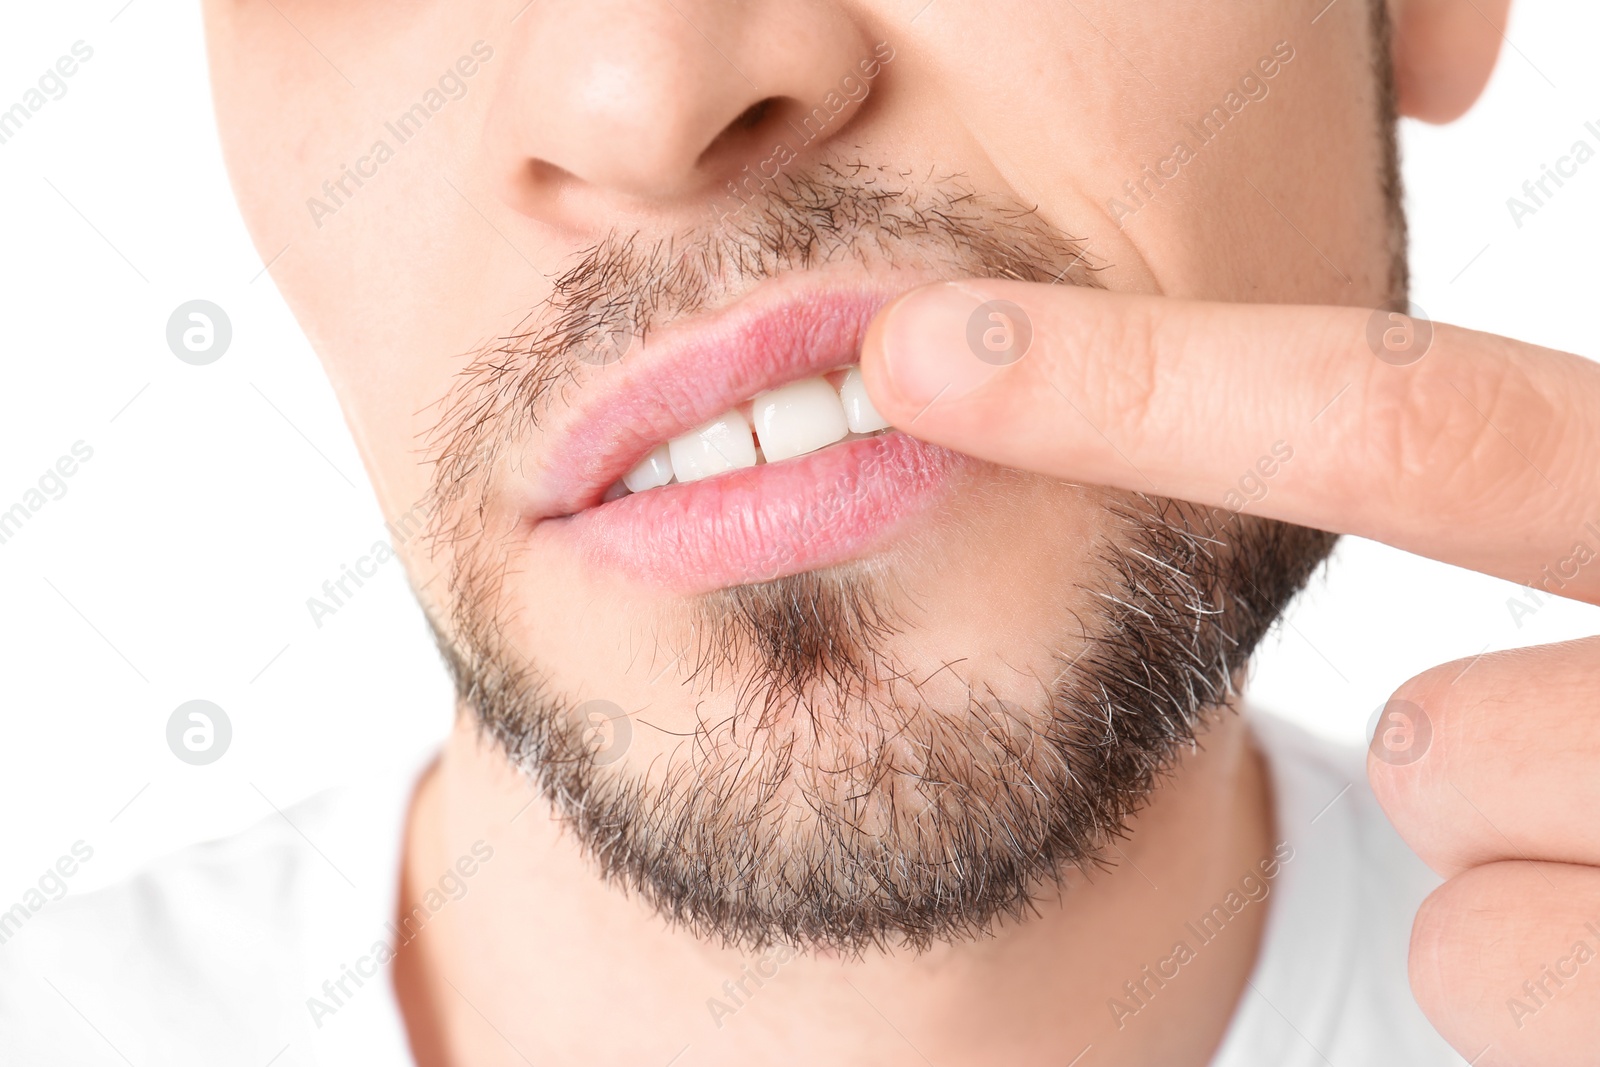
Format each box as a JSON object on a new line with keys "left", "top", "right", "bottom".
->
{"left": 395, "top": 707, "right": 1274, "bottom": 1067}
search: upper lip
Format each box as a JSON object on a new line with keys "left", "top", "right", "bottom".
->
{"left": 524, "top": 275, "right": 916, "bottom": 522}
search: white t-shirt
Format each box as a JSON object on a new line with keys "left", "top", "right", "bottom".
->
{"left": 0, "top": 712, "right": 1464, "bottom": 1066}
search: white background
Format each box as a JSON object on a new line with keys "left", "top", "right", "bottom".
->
{"left": 0, "top": 0, "right": 1596, "bottom": 898}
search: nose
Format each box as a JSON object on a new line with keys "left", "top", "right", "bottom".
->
{"left": 483, "top": 0, "right": 875, "bottom": 213}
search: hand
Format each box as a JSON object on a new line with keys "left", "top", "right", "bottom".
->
{"left": 859, "top": 280, "right": 1600, "bottom": 1066}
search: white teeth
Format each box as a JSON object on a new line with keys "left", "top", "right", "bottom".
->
{"left": 607, "top": 364, "right": 893, "bottom": 501}
{"left": 838, "top": 367, "right": 889, "bottom": 434}
{"left": 622, "top": 444, "right": 673, "bottom": 493}
{"left": 752, "top": 377, "right": 849, "bottom": 463}
{"left": 668, "top": 410, "right": 758, "bottom": 483}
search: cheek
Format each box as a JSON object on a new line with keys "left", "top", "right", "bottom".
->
{"left": 207, "top": 1, "right": 536, "bottom": 526}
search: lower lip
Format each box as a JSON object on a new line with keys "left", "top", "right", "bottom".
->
{"left": 553, "top": 431, "right": 961, "bottom": 592}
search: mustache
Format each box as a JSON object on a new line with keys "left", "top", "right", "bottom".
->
{"left": 421, "top": 163, "right": 1101, "bottom": 544}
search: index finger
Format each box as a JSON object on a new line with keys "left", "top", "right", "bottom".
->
{"left": 858, "top": 280, "right": 1600, "bottom": 603}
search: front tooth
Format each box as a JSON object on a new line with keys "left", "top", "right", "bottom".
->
{"left": 622, "top": 444, "right": 673, "bottom": 493}
{"left": 668, "top": 411, "right": 758, "bottom": 483}
{"left": 838, "top": 367, "right": 889, "bottom": 433}
{"left": 752, "top": 377, "right": 849, "bottom": 462}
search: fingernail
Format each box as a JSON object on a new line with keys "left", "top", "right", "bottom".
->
{"left": 872, "top": 282, "right": 1030, "bottom": 415}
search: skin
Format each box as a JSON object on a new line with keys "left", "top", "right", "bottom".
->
{"left": 196, "top": 0, "right": 1590, "bottom": 1063}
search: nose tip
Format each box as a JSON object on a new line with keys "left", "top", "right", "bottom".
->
{"left": 509, "top": 51, "right": 762, "bottom": 201}
{"left": 482, "top": 1, "right": 875, "bottom": 214}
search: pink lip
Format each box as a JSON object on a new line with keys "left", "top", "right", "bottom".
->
{"left": 572, "top": 431, "right": 957, "bottom": 590}
{"left": 525, "top": 277, "right": 966, "bottom": 591}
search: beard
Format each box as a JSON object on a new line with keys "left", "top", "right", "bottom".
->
{"left": 420, "top": 164, "right": 1337, "bottom": 954}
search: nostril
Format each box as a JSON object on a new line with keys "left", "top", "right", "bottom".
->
{"left": 698, "top": 96, "right": 785, "bottom": 168}
{"left": 732, "top": 98, "right": 776, "bottom": 131}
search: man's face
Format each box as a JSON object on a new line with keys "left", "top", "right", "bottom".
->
{"left": 205, "top": 0, "right": 1391, "bottom": 950}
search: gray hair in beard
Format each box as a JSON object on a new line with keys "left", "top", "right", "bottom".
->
{"left": 420, "top": 165, "right": 1336, "bottom": 953}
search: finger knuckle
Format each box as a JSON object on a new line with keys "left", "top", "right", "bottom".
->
{"left": 1358, "top": 342, "right": 1565, "bottom": 521}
